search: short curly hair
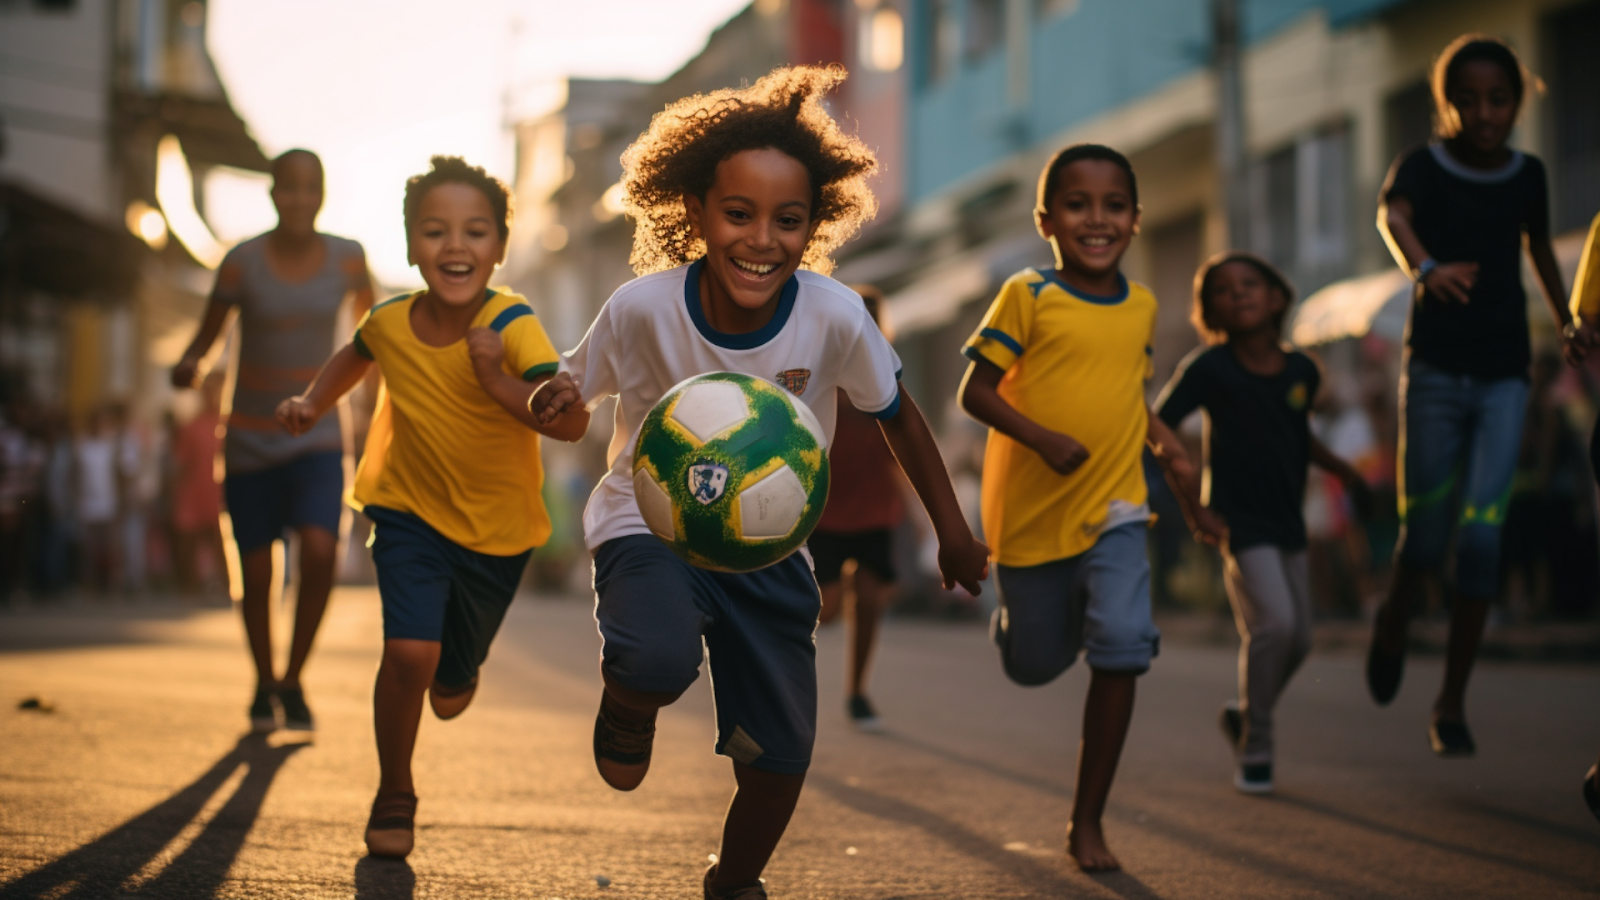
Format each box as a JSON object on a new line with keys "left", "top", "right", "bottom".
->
{"left": 620, "top": 65, "right": 877, "bottom": 276}
{"left": 403, "top": 155, "right": 513, "bottom": 241}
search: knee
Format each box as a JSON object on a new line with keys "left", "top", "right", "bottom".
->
{"left": 602, "top": 638, "right": 703, "bottom": 697}
{"left": 1001, "top": 645, "right": 1072, "bottom": 686}
{"left": 381, "top": 639, "right": 440, "bottom": 685}
{"left": 603, "top": 671, "right": 685, "bottom": 712}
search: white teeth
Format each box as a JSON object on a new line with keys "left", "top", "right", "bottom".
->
{"left": 733, "top": 259, "right": 776, "bottom": 275}
{"left": 442, "top": 264, "right": 471, "bottom": 274}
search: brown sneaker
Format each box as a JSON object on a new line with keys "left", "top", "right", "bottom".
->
{"left": 428, "top": 676, "right": 478, "bottom": 720}
{"left": 364, "top": 791, "right": 417, "bottom": 858}
{"left": 704, "top": 863, "right": 768, "bottom": 899}
{"left": 593, "top": 698, "right": 655, "bottom": 791}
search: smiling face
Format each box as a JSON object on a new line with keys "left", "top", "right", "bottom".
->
{"left": 1037, "top": 159, "right": 1139, "bottom": 289}
{"left": 270, "top": 153, "right": 323, "bottom": 239}
{"left": 407, "top": 182, "right": 507, "bottom": 308}
{"left": 684, "top": 147, "right": 816, "bottom": 331}
{"left": 1204, "top": 260, "right": 1286, "bottom": 339}
{"left": 1445, "top": 58, "right": 1519, "bottom": 157}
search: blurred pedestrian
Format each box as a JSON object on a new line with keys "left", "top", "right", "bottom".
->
{"left": 170, "top": 148, "right": 374, "bottom": 732}
{"left": 171, "top": 373, "right": 226, "bottom": 598}
{"left": 115, "top": 404, "right": 163, "bottom": 594}
{"left": 0, "top": 396, "right": 43, "bottom": 603}
{"left": 809, "top": 285, "right": 906, "bottom": 731}
{"left": 1366, "top": 35, "right": 1578, "bottom": 758}
{"left": 74, "top": 406, "right": 119, "bottom": 594}
{"left": 37, "top": 411, "right": 76, "bottom": 597}
{"left": 1156, "top": 252, "right": 1368, "bottom": 795}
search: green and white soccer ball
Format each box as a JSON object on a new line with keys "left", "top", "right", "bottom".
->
{"left": 632, "top": 372, "right": 830, "bottom": 572}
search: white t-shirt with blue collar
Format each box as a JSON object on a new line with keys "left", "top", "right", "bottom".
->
{"left": 564, "top": 259, "right": 903, "bottom": 552}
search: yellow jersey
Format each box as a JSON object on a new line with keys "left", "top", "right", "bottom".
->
{"left": 1571, "top": 211, "right": 1600, "bottom": 323}
{"left": 963, "top": 269, "right": 1156, "bottom": 566}
{"left": 351, "top": 289, "right": 560, "bottom": 556}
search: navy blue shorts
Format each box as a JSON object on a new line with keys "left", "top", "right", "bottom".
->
{"left": 593, "top": 535, "right": 821, "bottom": 775}
{"left": 223, "top": 450, "right": 345, "bottom": 553}
{"left": 367, "top": 505, "right": 531, "bottom": 689}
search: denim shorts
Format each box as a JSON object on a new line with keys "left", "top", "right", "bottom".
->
{"left": 1395, "top": 358, "right": 1528, "bottom": 598}
{"left": 593, "top": 535, "right": 821, "bottom": 775}
{"left": 223, "top": 450, "right": 344, "bottom": 553}
{"left": 992, "top": 521, "right": 1160, "bottom": 681}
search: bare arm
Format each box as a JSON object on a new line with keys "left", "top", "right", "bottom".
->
{"left": 466, "top": 328, "right": 590, "bottom": 442}
{"left": 1310, "top": 435, "right": 1372, "bottom": 520}
{"left": 957, "top": 358, "right": 1089, "bottom": 476}
{"left": 1146, "top": 407, "right": 1226, "bottom": 545}
{"left": 276, "top": 343, "right": 373, "bottom": 436}
{"left": 1378, "top": 196, "right": 1477, "bottom": 305}
{"left": 171, "top": 264, "right": 241, "bottom": 387}
{"left": 1528, "top": 233, "right": 1573, "bottom": 334}
{"left": 877, "top": 386, "right": 989, "bottom": 595}
{"left": 343, "top": 250, "right": 377, "bottom": 319}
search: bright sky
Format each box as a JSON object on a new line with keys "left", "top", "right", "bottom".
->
{"left": 207, "top": 0, "right": 751, "bottom": 287}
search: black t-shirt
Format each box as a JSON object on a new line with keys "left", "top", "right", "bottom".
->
{"left": 1381, "top": 144, "right": 1549, "bottom": 379}
{"left": 1156, "top": 345, "right": 1321, "bottom": 552}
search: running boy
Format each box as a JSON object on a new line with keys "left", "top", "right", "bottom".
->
{"left": 957, "top": 143, "right": 1202, "bottom": 872}
{"left": 530, "top": 66, "right": 988, "bottom": 899}
{"left": 277, "top": 156, "right": 587, "bottom": 858}
{"left": 1157, "top": 252, "right": 1368, "bottom": 794}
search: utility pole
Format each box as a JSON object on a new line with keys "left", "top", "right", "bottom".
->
{"left": 1213, "top": 0, "right": 1248, "bottom": 250}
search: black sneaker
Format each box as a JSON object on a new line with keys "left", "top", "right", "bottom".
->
{"left": 249, "top": 688, "right": 277, "bottom": 733}
{"left": 1219, "top": 703, "right": 1243, "bottom": 752}
{"left": 847, "top": 694, "right": 882, "bottom": 732}
{"left": 277, "top": 687, "right": 314, "bottom": 732}
{"left": 1365, "top": 612, "right": 1405, "bottom": 706}
{"left": 1428, "top": 719, "right": 1475, "bottom": 758}
{"left": 593, "top": 699, "right": 655, "bottom": 791}
{"left": 1583, "top": 764, "right": 1600, "bottom": 824}
{"left": 1235, "top": 762, "right": 1274, "bottom": 794}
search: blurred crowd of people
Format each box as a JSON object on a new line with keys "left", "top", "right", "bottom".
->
{"left": 0, "top": 374, "right": 228, "bottom": 605}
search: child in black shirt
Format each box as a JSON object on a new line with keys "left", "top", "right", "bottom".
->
{"left": 1369, "top": 34, "right": 1575, "bottom": 758}
{"left": 1157, "top": 252, "right": 1366, "bottom": 794}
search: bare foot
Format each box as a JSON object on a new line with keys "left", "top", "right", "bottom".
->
{"left": 1066, "top": 820, "right": 1121, "bottom": 873}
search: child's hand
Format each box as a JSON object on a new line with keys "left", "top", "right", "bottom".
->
{"left": 465, "top": 327, "right": 505, "bottom": 380}
{"left": 937, "top": 532, "right": 990, "bottom": 596}
{"left": 171, "top": 353, "right": 201, "bottom": 389}
{"left": 1563, "top": 320, "right": 1598, "bottom": 367}
{"left": 1035, "top": 430, "right": 1090, "bottom": 476}
{"left": 1191, "top": 506, "right": 1229, "bottom": 547}
{"left": 1422, "top": 262, "right": 1478, "bottom": 304}
{"left": 529, "top": 371, "right": 583, "bottom": 425}
{"left": 276, "top": 396, "right": 318, "bottom": 436}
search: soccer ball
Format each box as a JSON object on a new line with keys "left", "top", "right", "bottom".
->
{"left": 633, "top": 372, "right": 830, "bottom": 572}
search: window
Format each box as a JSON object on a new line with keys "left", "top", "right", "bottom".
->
{"left": 1248, "top": 125, "right": 1352, "bottom": 294}
{"left": 966, "top": 0, "right": 1004, "bottom": 60}
{"left": 1383, "top": 79, "right": 1433, "bottom": 164}
{"left": 859, "top": 3, "right": 904, "bottom": 71}
{"left": 1544, "top": 0, "right": 1600, "bottom": 232}
{"left": 922, "top": 0, "right": 960, "bottom": 85}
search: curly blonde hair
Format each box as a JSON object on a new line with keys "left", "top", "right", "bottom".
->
{"left": 620, "top": 65, "right": 877, "bottom": 276}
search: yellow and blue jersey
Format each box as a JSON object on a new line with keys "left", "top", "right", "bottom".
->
{"left": 963, "top": 268, "right": 1157, "bottom": 566}
{"left": 351, "top": 288, "right": 560, "bottom": 556}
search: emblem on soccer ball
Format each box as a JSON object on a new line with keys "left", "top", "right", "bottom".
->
{"left": 688, "top": 458, "right": 729, "bottom": 505}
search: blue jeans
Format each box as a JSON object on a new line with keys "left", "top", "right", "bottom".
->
{"left": 1395, "top": 358, "right": 1528, "bottom": 598}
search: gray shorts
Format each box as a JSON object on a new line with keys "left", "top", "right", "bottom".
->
{"left": 992, "top": 522, "right": 1160, "bottom": 681}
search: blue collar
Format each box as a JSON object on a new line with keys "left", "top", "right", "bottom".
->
{"left": 1038, "top": 269, "right": 1129, "bottom": 305}
{"left": 683, "top": 258, "right": 799, "bottom": 349}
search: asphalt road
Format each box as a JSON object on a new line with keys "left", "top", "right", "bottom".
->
{"left": 2, "top": 589, "right": 1597, "bottom": 899}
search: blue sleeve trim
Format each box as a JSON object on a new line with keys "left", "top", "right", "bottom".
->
{"left": 869, "top": 388, "right": 903, "bottom": 421}
{"left": 978, "top": 327, "right": 1024, "bottom": 357}
{"left": 522, "top": 361, "right": 559, "bottom": 381}
{"left": 352, "top": 331, "right": 373, "bottom": 360}
{"left": 489, "top": 304, "right": 532, "bottom": 333}
{"left": 962, "top": 345, "right": 1006, "bottom": 370}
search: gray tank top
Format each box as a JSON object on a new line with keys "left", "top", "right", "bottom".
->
{"left": 218, "top": 233, "right": 364, "bottom": 474}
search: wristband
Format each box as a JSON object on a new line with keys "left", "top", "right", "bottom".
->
{"left": 1563, "top": 321, "right": 1581, "bottom": 342}
{"left": 1411, "top": 258, "right": 1437, "bottom": 283}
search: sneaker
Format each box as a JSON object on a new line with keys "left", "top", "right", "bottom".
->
{"left": 1234, "top": 763, "right": 1274, "bottom": 794}
{"left": 704, "top": 863, "right": 767, "bottom": 899}
{"left": 428, "top": 676, "right": 478, "bottom": 721}
{"left": 248, "top": 687, "right": 277, "bottom": 733}
{"left": 847, "top": 694, "right": 882, "bottom": 732}
{"left": 277, "top": 687, "right": 314, "bottom": 732}
{"left": 1218, "top": 702, "right": 1242, "bottom": 752}
{"left": 1583, "top": 764, "right": 1600, "bottom": 824}
{"left": 364, "top": 790, "right": 417, "bottom": 859}
{"left": 593, "top": 699, "right": 655, "bottom": 791}
{"left": 1365, "top": 612, "right": 1405, "bottom": 706}
{"left": 1428, "top": 719, "right": 1476, "bottom": 758}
